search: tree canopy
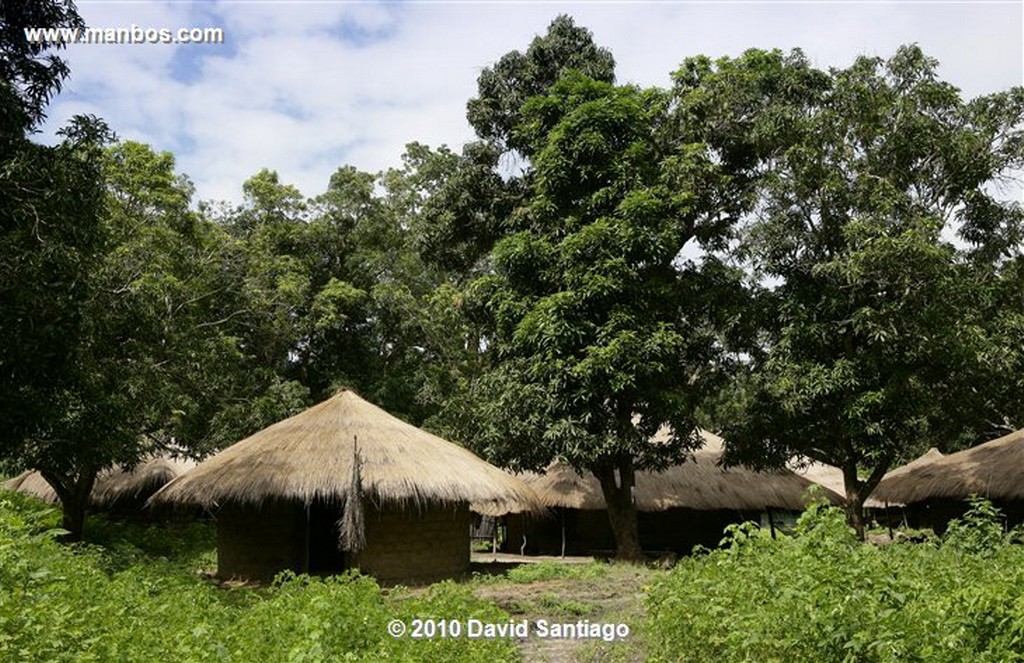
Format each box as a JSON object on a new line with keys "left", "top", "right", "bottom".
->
{"left": 701, "top": 46, "right": 1024, "bottom": 536}
{"left": 3, "top": 10, "right": 1024, "bottom": 551}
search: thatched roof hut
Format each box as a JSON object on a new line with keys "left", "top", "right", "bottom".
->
{"left": 2, "top": 455, "right": 196, "bottom": 511}
{"left": 149, "top": 388, "right": 542, "bottom": 583}
{"left": 527, "top": 430, "right": 833, "bottom": 513}
{"left": 505, "top": 428, "right": 838, "bottom": 556}
{"left": 872, "top": 439, "right": 1007, "bottom": 505}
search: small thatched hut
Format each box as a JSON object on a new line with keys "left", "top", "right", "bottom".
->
{"left": 2, "top": 456, "right": 196, "bottom": 514}
{"left": 507, "top": 430, "right": 838, "bottom": 556}
{"left": 148, "top": 389, "right": 541, "bottom": 584}
{"left": 872, "top": 436, "right": 1023, "bottom": 532}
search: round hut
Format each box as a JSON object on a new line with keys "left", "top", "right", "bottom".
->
{"left": 507, "top": 429, "right": 839, "bottom": 556}
{"left": 872, "top": 435, "right": 1021, "bottom": 532}
{"left": 3, "top": 455, "right": 196, "bottom": 514}
{"left": 148, "top": 389, "right": 541, "bottom": 585}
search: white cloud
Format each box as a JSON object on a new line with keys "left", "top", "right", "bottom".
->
{"left": 43, "top": 1, "right": 1022, "bottom": 204}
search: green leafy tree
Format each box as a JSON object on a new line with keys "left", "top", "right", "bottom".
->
{"left": 448, "top": 73, "right": 744, "bottom": 560}
{"left": 215, "top": 155, "right": 468, "bottom": 425}
{"left": 709, "top": 46, "right": 1024, "bottom": 538}
{"left": 416, "top": 16, "right": 618, "bottom": 279}
{"left": 0, "top": 0, "right": 83, "bottom": 135}
{"left": 0, "top": 0, "right": 111, "bottom": 492}
{"left": 467, "top": 14, "right": 615, "bottom": 159}
{"left": 14, "top": 143, "right": 313, "bottom": 538}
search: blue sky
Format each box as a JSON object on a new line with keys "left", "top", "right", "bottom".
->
{"left": 45, "top": 1, "right": 1023, "bottom": 204}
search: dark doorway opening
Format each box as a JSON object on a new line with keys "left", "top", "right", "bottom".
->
{"left": 306, "top": 500, "right": 346, "bottom": 574}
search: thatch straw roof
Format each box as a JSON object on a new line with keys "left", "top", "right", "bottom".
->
{"left": 871, "top": 437, "right": 1014, "bottom": 505}
{"left": 523, "top": 429, "right": 837, "bottom": 512}
{"left": 3, "top": 470, "right": 59, "bottom": 503}
{"left": 879, "top": 447, "right": 944, "bottom": 485}
{"left": 148, "top": 389, "right": 542, "bottom": 516}
{"left": 2, "top": 456, "right": 196, "bottom": 508}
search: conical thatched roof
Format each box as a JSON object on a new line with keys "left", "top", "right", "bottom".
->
{"left": 93, "top": 456, "right": 197, "bottom": 508}
{"left": 2, "top": 456, "right": 196, "bottom": 508}
{"left": 871, "top": 436, "right": 1012, "bottom": 505}
{"left": 3, "top": 470, "right": 59, "bottom": 503}
{"left": 149, "top": 389, "right": 542, "bottom": 515}
{"left": 879, "top": 447, "right": 944, "bottom": 484}
{"left": 524, "top": 429, "right": 838, "bottom": 512}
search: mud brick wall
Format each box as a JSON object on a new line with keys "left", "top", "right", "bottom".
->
{"left": 352, "top": 501, "right": 471, "bottom": 585}
{"left": 216, "top": 499, "right": 305, "bottom": 582}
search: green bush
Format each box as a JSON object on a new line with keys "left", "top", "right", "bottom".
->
{"left": 943, "top": 496, "right": 1011, "bottom": 556}
{"left": 646, "top": 499, "right": 1024, "bottom": 663}
{"left": 0, "top": 493, "right": 521, "bottom": 662}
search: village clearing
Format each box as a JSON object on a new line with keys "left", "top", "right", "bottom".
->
{"left": 396, "top": 555, "right": 657, "bottom": 663}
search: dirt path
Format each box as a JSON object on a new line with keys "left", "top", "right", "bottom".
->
{"left": 470, "top": 561, "right": 654, "bottom": 663}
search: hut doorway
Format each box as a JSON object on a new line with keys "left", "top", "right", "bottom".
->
{"left": 306, "top": 500, "right": 347, "bottom": 574}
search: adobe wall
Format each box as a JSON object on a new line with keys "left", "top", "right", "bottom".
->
{"left": 216, "top": 498, "right": 471, "bottom": 584}
{"left": 216, "top": 499, "right": 306, "bottom": 582}
{"left": 351, "top": 501, "right": 470, "bottom": 585}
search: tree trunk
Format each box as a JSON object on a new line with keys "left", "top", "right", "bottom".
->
{"left": 841, "top": 461, "right": 889, "bottom": 542}
{"left": 41, "top": 467, "right": 97, "bottom": 542}
{"left": 846, "top": 494, "right": 867, "bottom": 541}
{"left": 594, "top": 459, "right": 644, "bottom": 562}
{"left": 60, "top": 495, "right": 88, "bottom": 542}
{"left": 840, "top": 462, "right": 867, "bottom": 541}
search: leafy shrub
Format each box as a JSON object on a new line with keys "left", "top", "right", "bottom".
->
{"left": 0, "top": 493, "right": 520, "bottom": 662}
{"left": 943, "top": 495, "right": 1009, "bottom": 556}
{"left": 646, "top": 499, "right": 1024, "bottom": 663}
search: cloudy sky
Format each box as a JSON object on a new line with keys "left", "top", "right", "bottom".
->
{"left": 44, "top": 1, "right": 1023, "bottom": 204}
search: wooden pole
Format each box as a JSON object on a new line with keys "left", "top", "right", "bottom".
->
{"left": 767, "top": 508, "right": 777, "bottom": 540}
{"left": 560, "top": 508, "right": 566, "bottom": 559}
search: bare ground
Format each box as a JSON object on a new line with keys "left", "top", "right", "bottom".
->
{"left": 469, "top": 556, "right": 657, "bottom": 663}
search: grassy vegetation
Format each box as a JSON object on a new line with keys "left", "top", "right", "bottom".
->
{"left": 7, "top": 489, "right": 1024, "bottom": 663}
{"left": 646, "top": 500, "right": 1024, "bottom": 663}
{"left": 0, "top": 491, "right": 519, "bottom": 662}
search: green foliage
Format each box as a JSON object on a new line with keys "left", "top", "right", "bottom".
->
{"left": 8, "top": 141, "right": 294, "bottom": 538}
{"left": 504, "top": 560, "right": 611, "bottom": 584}
{"left": 647, "top": 501, "right": 1024, "bottom": 662}
{"left": 711, "top": 45, "right": 1024, "bottom": 531}
{"left": 0, "top": 493, "right": 519, "bottom": 662}
{"left": 0, "top": 116, "right": 111, "bottom": 474}
{"left": 467, "top": 14, "right": 615, "bottom": 157}
{"left": 536, "top": 592, "right": 594, "bottom": 617}
{"left": 0, "top": 0, "right": 84, "bottom": 132}
{"left": 943, "top": 496, "right": 1011, "bottom": 556}
{"left": 451, "top": 60, "right": 747, "bottom": 559}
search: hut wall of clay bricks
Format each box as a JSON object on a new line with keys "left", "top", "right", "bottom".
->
{"left": 215, "top": 499, "right": 471, "bottom": 584}
{"left": 217, "top": 499, "right": 306, "bottom": 582}
{"left": 351, "top": 502, "right": 471, "bottom": 585}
